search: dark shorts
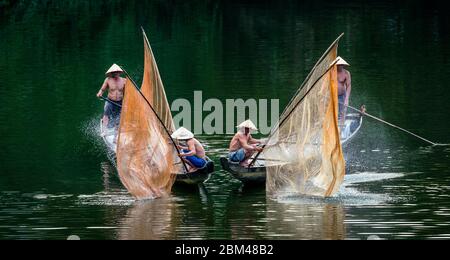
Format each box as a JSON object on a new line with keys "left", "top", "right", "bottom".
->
{"left": 182, "top": 149, "right": 207, "bottom": 168}
{"left": 104, "top": 100, "right": 122, "bottom": 127}
{"left": 229, "top": 148, "right": 246, "bottom": 163}
{"left": 338, "top": 94, "right": 346, "bottom": 118}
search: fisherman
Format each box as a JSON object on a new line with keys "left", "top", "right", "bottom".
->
{"left": 228, "top": 120, "right": 263, "bottom": 167}
{"left": 172, "top": 127, "right": 207, "bottom": 172}
{"left": 335, "top": 57, "right": 352, "bottom": 123}
{"left": 97, "top": 64, "right": 126, "bottom": 129}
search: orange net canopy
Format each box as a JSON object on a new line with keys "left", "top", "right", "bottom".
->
{"left": 116, "top": 78, "right": 180, "bottom": 200}
{"left": 115, "top": 31, "right": 185, "bottom": 200}
{"left": 261, "top": 35, "right": 345, "bottom": 197}
{"left": 140, "top": 30, "right": 175, "bottom": 133}
{"left": 117, "top": 79, "right": 179, "bottom": 199}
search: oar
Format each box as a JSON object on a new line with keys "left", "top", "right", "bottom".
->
{"left": 98, "top": 96, "right": 122, "bottom": 108}
{"left": 344, "top": 104, "right": 450, "bottom": 147}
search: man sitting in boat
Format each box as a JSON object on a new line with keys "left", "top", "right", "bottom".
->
{"left": 228, "top": 120, "right": 263, "bottom": 167}
{"left": 172, "top": 127, "right": 207, "bottom": 172}
{"left": 335, "top": 57, "right": 352, "bottom": 123}
{"left": 97, "top": 64, "right": 127, "bottom": 129}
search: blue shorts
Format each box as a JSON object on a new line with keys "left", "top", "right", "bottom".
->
{"left": 104, "top": 100, "right": 122, "bottom": 127}
{"left": 229, "top": 148, "right": 246, "bottom": 163}
{"left": 182, "top": 150, "right": 207, "bottom": 168}
{"left": 338, "top": 94, "right": 346, "bottom": 118}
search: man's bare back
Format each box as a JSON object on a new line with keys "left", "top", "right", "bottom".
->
{"left": 186, "top": 138, "right": 206, "bottom": 158}
{"left": 229, "top": 132, "right": 247, "bottom": 152}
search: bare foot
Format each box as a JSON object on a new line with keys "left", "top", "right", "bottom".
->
{"left": 240, "top": 160, "right": 250, "bottom": 167}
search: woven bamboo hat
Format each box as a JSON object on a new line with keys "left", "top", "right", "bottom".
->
{"left": 106, "top": 64, "right": 124, "bottom": 75}
{"left": 171, "top": 127, "right": 194, "bottom": 140}
{"left": 236, "top": 120, "right": 258, "bottom": 131}
{"left": 334, "top": 56, "right": 350, "bottom": 66}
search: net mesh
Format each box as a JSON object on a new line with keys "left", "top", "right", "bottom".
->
{"left": 140, "top": 31, "right": 175, "bottom": 133}
{"left": 115, "top": 31, "right": 184, "bottom": 199}
{"left": 262, "top": 37, "right": 345, "bottom": 197}
{"left": 116, "top": 79, "right": 178, "bottom": 199}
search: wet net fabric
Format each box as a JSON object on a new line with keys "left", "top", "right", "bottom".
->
{"left": 116, "top": 79, "right": 178, "bottom": 200}
{"left": 140, "top": 31, "right": 175, "bottom": 133}
{"left": 262, "top": 37, "right": 345, "bottom": 197}
{"left": 140, "top": 31, "right": 185, "bottom": 173}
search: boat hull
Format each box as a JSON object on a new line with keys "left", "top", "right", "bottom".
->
{"left": 175, "top": 159, "right": 215, "bottom": 185}
{"left": 220, "top": 157, "right": 266, "bottom": 186}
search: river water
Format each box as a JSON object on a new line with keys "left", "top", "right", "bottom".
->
{"left": 1, "top": 0, "right": 449, "bottom": 240}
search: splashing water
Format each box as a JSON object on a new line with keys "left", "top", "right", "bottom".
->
{"left": 77, "top": 191, "right": 136, "bottom": 206}
{"left": 275, "top": 171, "right": 407, "bottom": 206}
{"left": 79, "top": 116, "right": 105, "bottom": 156}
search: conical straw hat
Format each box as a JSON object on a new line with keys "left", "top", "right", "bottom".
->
{"left": 171, "top": 127, "right": 194, "bottom": 140}
{"left": 106, "top": 64, "right": 124, "bottom": 75}
{"left": 236, "top": 120, "right": 258, "bottom": 131}
{"left": 334, "top": 56, "right": 350, "bottom": 66}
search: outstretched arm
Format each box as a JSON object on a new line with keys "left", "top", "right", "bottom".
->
{"left": 97, "top": 79, "right": 109, "bottom": 98}
{"left": 239, "top": 134, "right": 263, "bottom": 152}
{"left": 248, "top": 135, "right": 261, "bottom": 145}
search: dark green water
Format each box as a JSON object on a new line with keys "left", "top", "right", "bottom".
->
{"left": 1, "top": 0, "right": 450, "bottom": 240}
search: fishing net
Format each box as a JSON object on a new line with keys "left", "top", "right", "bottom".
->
{"left": 116, "top": 79, "right": 178, "bottom": 200}
{"left": 140, "top": 30, "right": 185, "bottom": 172}
{"left": 262, "top": 36, "right": 345, "bottom": 197}
{"left": 140, "top": 31, "right": 175, "bottom": 133}
{"left": 115, "top": 31, "right": 185, "bottom": 199}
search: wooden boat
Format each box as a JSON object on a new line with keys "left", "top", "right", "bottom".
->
{"left": 220, "top": 110, "right": 364, "bottom": 186}
{"left": 340, "top": 112, "right": 363, "bottom": 146}
{"left": 175, "top": 158, "right": 215, "bottom": 185}
{"left": 220, "top": 157, "right": 266, "bottom": 186}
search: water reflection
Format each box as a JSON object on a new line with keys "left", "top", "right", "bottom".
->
{"left": 117, "top": 198, "right": 177, "bottom": 240}
{"left": 100, "top": 162, "right": 114, "bottom": 192}
{"left": 265, "top": 198, "right": 346, "bottom": 240}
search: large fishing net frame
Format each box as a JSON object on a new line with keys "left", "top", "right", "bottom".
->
{"left": 257, "top": 34, "right": 346, "bottom": 197}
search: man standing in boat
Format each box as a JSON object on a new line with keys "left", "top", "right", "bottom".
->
{"left": 228, "top": 120, "right": 263, "bottom": 167}
{"left": 97, "top": 64, "right": 127, "bottom": 129}
{"left": 172, "top": 127, "right": 207, "bottom": 172}
{"left": 335, "top": 57, "right": 352, "bottom": 124}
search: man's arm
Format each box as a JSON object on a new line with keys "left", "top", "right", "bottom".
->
{"left": 97, "top": 79, "right": 109, "bottom": 98}
{"left": 181, "top": 140, "right": 196, "bottom": 157}
{"left": 239, "top": 134, "right": 262, "bottom": 151}
{"left": 177, "top": 144, "right": 189, "bottom": 150}
{"left": 248, "top": 135, "right": 261, "bottom": 145}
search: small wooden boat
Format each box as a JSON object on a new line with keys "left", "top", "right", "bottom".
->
{"left": 220, "top": 112, "right": 364, "bottom": 186}
{"left": 340, "top": 113, "right": 363, "bottom": 146}
{"left": 100, "top": 120, "right": 214, "bottom": 186}
{"left": 220, "top": 157, "right": 266, "bottom": 186}
{"left": 175, "top": 158, "right": 215, "bottom": 185}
